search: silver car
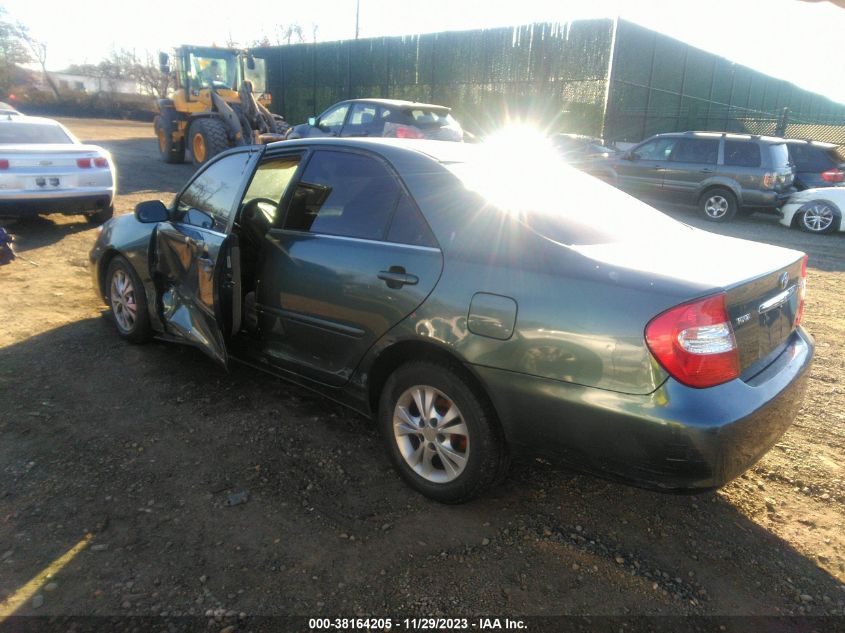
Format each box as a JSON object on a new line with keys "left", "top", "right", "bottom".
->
{"left": 0, "top": 115, "right": 115, "bottom": 224}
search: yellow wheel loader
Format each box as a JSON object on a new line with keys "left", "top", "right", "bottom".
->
{"left": 153, "top": 46, "right": 289, "bottom": 165}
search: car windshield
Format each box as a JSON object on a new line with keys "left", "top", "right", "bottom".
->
{"left": 0, "top": 122, "right": 73, "bottom": 144}
{"left": 446, "top": 141, "right": 684, "bottom": 246}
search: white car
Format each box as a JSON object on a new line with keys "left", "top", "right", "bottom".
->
{"left": 780, "top": 187, "right": 845, "bottom": 234}
{"left": 0, "top": 115, "right": 115, "bottom": 224}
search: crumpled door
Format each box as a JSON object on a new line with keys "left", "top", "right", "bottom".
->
{"left": 153, "top": 221, "right": 230, "bottom": 367}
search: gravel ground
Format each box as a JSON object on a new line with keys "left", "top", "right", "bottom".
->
{"left": 0, "top": 118, "right": 843, "bottom": 622}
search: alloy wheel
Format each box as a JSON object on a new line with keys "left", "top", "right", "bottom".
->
{"left": 110, "top": 268, "right": 137, "bottom": 333}
{"left": 393, "top": 385, "right": 470, "bottom": 484}
{"left": 802, "top": 202, "right": 835, "bottom": 233}
{"left": 704, "top": 195, "right": 729, "bottom": 219}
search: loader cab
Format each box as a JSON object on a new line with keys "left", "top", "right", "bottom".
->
{"left": 166, "top": 46, "right": 269, "bottom": 102}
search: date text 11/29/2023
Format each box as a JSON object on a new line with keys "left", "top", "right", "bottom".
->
{"left": 308, "top": 617, "right": 527, "bottom": 630}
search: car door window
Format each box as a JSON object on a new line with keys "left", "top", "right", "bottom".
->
{"left": 318, "top": 104, "right": 349, "bottom": 133}
{"left": 283, "top": 150, "right": 400, "bottom": 240}
{"left": 344, "top": 103, "right": 381, "bottom": 135}
{"left": 241, "top": 156, "right": 302, "bottom": 225}
{"left": 724, "top": 141, "right": 761, "bottom": 168}
{"left": 671, "top": 139, "right": 718, "bottom": 164}
{"left": 386, "top": 193, "right": 437, "bottom": 248}
{"left": 633, "top": 138, "right": 677, "bottom": 161}
{"left": 176, "top": 152, "right": 253, "bottom": 232}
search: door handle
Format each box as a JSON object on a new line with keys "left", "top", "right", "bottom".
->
{"left": 699, "top": 168, "right": 714, "bottom": 173}
{"left": 378, "top": 268, "right": 418, "bottom": 289}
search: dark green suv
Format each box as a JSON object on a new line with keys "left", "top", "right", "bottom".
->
{"left": 604, "top": 132, "right": 796, "bottom": 222}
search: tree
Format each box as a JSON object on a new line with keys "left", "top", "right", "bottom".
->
{"left": 15, "top": 20, "right": 60, "bottom": 98}
{"left": 0, "top": 7, "right": 30, "bottom": 95}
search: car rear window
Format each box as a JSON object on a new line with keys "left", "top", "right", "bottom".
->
{"left": 724, "top": 140, "right": 760, "bottom": 167}
{"left": 0, "top": 122, "right": 73, "bottom": 144}
{"left": 402, "top": 108, "right": 458, "bottom": 129}
{"left": 446, "top": 149, "right": 684, "bottom": 246}
{"left": 789, "top": 143, "right": 839, "bottom": 171}
{"left": 769, "top": 143, "right": 790, "bottom": 169}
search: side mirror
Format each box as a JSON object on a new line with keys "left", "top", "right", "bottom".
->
{"left": 246, "top": 55, "right": 256, "bottom": 70}
{"left": 158, "top": 52, "right": 170, "bottom": 75}
{"left": 184, "top": 208, "right": 214, "bottom": 230}
{"left": 308, "top": 116, "right": 317, "bottom": 127}
{"left": 624, "top": 151, "right": 637, "bottom": 161}
{"left": 135, "top": 200, "right": 169, "bottom": 223}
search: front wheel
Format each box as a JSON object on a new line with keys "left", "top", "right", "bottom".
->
{"left": 699, "top": 188, "right": 738, "bottom": 223}
{"left": 105, "top": 256, "right": 151, "bottom": 343}
{"left": 378, "top": 361, "right": 508, "bottom": 503}
{"left": 189, "top": 118, "right": 230, "bottom": 165}
{"left": 799, "top": 201, "right": 838, "bottom": 234}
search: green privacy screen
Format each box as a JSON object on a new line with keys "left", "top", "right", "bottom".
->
{"left": 253, "top": 19, "right": 845, "bottom": 143}
{"left": 255, "top": 20, "right": 613, "bottom": 136}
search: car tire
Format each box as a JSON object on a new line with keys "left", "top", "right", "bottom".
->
{"left": 378, "top": 360, "right": 508, "bottom": 503}
{"left": 105, "top": 256, "right": 151, "bottom": 343}
{"left": 86, "top": 205, "right": 114, "bottom": 225}
{"left": 799, "top": 201, "right": 839, "bottom": 234}
{"left": 699, "top": 188, "right": 738, "bottom": 223}
{"left": 189, "top": 118, "right": 229, "bottom": 165}
{"left": 154, "top": 114, "right": 185, "bottom": 164}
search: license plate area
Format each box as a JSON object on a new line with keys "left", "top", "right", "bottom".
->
{"left": 33, "top": 176, "right": 62, "bottom": 188}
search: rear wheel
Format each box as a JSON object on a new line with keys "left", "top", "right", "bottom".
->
{"left": 189, "top": 118, "right": 230, "bottom": 165}
{"left": 105, "top": 256, "right": 151, "bottom": 343}
{"left": 378, "top": 360, "right": 508, "bottom": 503}
{"left": 699, "top": 188, "right": 737, "bottom": 223}
{"left": 154, "top": 114, "right": 185, "bottom": 164}
{"left": 799, "top": 201, "right": 838, "bottom": 234}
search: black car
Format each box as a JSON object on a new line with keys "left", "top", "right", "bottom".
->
{"left": 286, "top": 99, "right": 464, "bottom": 142}
{"left": 785, "top": 139, "right": 845, "bottom": 190}
{"left": 602, "top": 132, "right": 795, "bottom": 222}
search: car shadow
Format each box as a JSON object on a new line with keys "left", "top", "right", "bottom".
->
{"left": 1, "top": 317, "right": 842, "bottom": 617}
{"left": 2, "top": 214, "right": 93, "bottom": 252}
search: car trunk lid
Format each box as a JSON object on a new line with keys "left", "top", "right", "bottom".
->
{"left": 0, "top": 143, "right": 106, "bottom": 169}
{"left": 572, "top": 229, "right": 805, "bottom": 372}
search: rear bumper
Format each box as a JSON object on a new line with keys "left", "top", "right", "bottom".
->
{"left": 742, "top": 188, "right": 795, "bottom": 209}
{"left": 0, "top": 188, "right": 114, "bottom": 217}
{"left": 477, "top": 327, "right": 813, "bottom": 490}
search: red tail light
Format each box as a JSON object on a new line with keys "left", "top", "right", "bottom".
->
{"left": 76, "top": 158, "right": 92, "bottom": 168}
{"left": 394, "top": 125, "right": 425, "bottom": 139}
{"left": 795, "top": 255, "right": 808, "bottom": 326}
{"left": 821, "top": 169, "right": 844, "bottom": 183}
{"left": 762, "top": 172, "right": 776, "bottom": 188}
{"left": 0, "top": 159, "right": 8, "bottom": 169}
{"left": 645, "top": 293, "right": 740, "bottom": 389}
{"left": 94, "top": 157, "right": 108, "bottom": 168}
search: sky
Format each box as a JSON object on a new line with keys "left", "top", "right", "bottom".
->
{"left": 5, "top": 0, "right": 845, "bottom": 104}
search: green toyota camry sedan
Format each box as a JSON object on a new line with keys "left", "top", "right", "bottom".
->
{"left": 90, "top": 137, "right": 813, "bottom": 503}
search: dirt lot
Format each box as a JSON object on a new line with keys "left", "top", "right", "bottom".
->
{"left": 0, "top": 118, "right": 844, "bottom": 624}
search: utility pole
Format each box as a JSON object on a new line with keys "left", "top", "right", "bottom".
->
{"left": 355, "top": 0, "right": 360, "bottom": 39}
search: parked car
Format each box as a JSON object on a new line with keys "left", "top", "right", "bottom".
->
{"left": 785, "top": 139, "right": 845, "bottom": 190}
{"left": 0, "top": 102, "right": 21, "bottom": 116}
{"left": 600, "top": 132, "right": 795, "bottom": 222}
{"left": 0, "top": 115, "right": 115, "bottom": 223}
{"left": 91, "top": 138, "right": 812, "bottom": 502}
{"left": 286, "top": 99, "right": 464, "bottom": 142}
{"left": 781, "top": 187, "right": 845, "bottom": 234}
{"left": 553, "top": 133, "right": 618, "bottom": 161}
